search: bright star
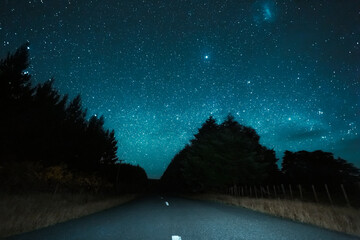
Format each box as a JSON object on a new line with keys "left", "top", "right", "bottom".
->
{"left": 205, "top": 55, "right": 209, "bottom": 59}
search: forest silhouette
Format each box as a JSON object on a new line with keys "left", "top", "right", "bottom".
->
{"left": 0, "top": 43, "right": 147, "bottom": 193}
{"left": 1, "top": 44, "right": 359, "bottom": 195}
{"left": 161, "top": 116, "right": 360, "bottom": 193}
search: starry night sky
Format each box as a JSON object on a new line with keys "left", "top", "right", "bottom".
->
{"left": 1, "top": 0, "right": 359, "bottom": 178}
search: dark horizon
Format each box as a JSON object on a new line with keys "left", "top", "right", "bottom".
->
{"left": 1, "top": 0, "right": 359, "bottom": 178}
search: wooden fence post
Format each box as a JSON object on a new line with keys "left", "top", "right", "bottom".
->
{"left": 260, "top": 186, "right": 263, "bottom": 198}
{"left": 254, "top": 186, "right": 258, "bottom": 199}
{"left": 249, "top": 186, "right": 252, "bottom": 197}
{"left": 298, "top": 184, "right": 303, "bottom": 200}
{"left": 289, "top": 184, "right": 293, "bottom": 199}
{"left": 341, "top": 184, "right": 351, "bottom": 207}
{"left": 281, "top": 184, "right": 286, "bottom": 198}
{"left": 267, "top": 185, "right": 270, "bottom": 198}
{"left": 324, "top": 184, "right": 333, "bottom": 206}
{"left": 312, "top": 185, "right": 319, "bottom": 203}
{"left": 273, "top": 185, "right": 277, "bottom": 198}
{"left": 241, "top": 186, "right": 244, "bottom": 197}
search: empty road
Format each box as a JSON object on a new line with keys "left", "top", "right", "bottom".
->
{"left": 7, "top": 195, "right": 359, "bottom": 240}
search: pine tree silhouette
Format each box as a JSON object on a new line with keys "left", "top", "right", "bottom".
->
{"left": 161, "top": 114, "right": 281, "bottom": 192}
{"left": 0, "top": 42, "right": 32, "bottom": 103}
{"left": 0, "top": 44, "right": 147, "bottom": 193}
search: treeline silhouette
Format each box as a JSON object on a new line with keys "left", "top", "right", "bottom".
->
{"left": 0, "top": 44, "right": 147, "bottom": 193}
{"left": 161, "top": 115, "right": 360, "bottom": 193}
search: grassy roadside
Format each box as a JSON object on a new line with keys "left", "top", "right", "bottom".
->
{"left": 0, "top": 192, "right": 136, "bottom": 238}
{"left": 186, "top": 193, "right": 360, "bottom": 237}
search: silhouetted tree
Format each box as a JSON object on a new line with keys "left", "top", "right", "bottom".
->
{"left": 0, "top": 42, "right": 32, "bottom": 103}
{"left": 282, "top": 150, "right": 360, "bottom": 184}
{"left": 0, "top": 43, "right": 34, "bottom": 162}
{"left": 102, "top": 130, "right": 119, "bottom": 165}
{"left": 161, "top": 114, "right": 281, "bottom": 192}
{"left": 80, "top": 115, "right": 118, "bottom": 171}
{"left": 0, "top": 44, "right": 147, "bottom": 193}
{"left": 161, "top": 145, "right": 191, "bottom": 192}
{"left": 28, "top": 80, "right": 69, "bottom": 164}
{"left": 113, "top": 163, "right": 148, "bottom": 193}
{"left": 257, "top": 147, "right": 282, "bottom": 183}
{"left": 193, "top": 115, "right": 218, "bottom": 140}
{"left": 65, "top": 95, "right": 87, "bottom": 127}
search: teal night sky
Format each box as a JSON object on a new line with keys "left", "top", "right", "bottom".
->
{"left": 1, "top": 0, "right": 359, "bottom": 178}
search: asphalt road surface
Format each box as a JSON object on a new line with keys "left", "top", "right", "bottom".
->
{"left": 7, "top": 195, "right": 360, "bottom": 240}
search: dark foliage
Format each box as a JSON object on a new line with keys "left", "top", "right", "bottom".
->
{"left": 0, "top": 44, "right": 147, "bottom": 193}
{"left": 282, "top": 150, "right": 360, "bottom": 184}
{"left": 161, "top": 114, "right": 280, "bottom": 192}
{"left": 0, "top": 42, "right": 32, "bottom": 103}
{"left": 113, "top": 163, "right": 148, "bottom": 193}
{"left": 162, "top": 114, "right": 359, "bottom": 193}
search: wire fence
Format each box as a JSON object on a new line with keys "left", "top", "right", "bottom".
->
{"left": 226, "top": 183, "right": 360, "bottom": 208}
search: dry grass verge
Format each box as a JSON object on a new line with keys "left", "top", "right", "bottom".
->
{"left": 0, "top": 192, "right": 136, "bottom": 238}
{"left": 187, "top": 193, "right": 360, "bottom": 237}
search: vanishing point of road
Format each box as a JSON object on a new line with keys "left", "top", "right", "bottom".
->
{"left": 7, "top": 195, "right": 360, "bottom": 240}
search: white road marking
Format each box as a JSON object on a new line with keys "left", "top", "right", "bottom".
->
{"left": 165, "top": 201, "right": 169, "bottom": 206}
{"left": 172, "top": 235, "right": 181, "bottom": 240}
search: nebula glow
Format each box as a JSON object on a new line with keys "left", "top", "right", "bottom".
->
{"left": 263, "top": 4, "right": 272, "bottom": 21}
{"left": 252, "top": 0, "right": 277, "bottom": 23}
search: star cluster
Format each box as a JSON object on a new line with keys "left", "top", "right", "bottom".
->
{"left": 1, "top": 0, "right": 359, "bottom": 178}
